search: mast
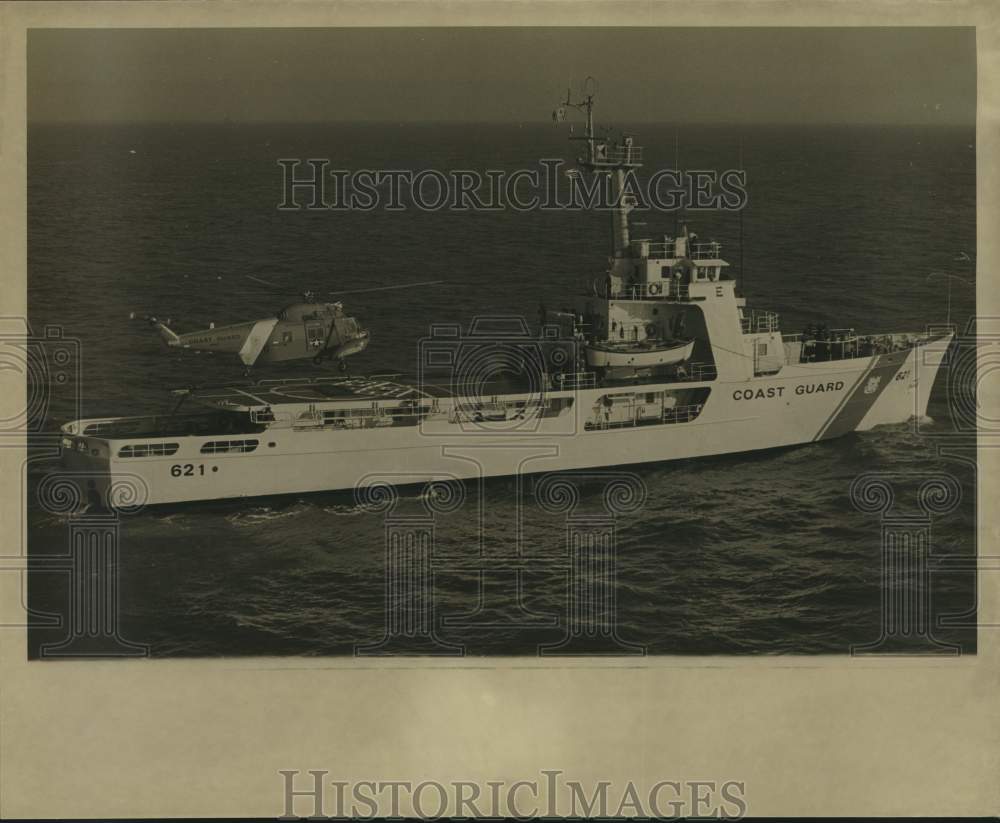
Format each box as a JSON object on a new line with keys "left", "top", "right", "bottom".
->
{"left": 584, "top": 89, "right": 596, "bottom": 165}
{"left": 555, "top": 78, "right": 641, "bottom": 259}
{"left": 673, "top": 131, "right": 679, "bottom": 239}
{"left": 738, "top": 137, "right": 744, "bottom": 296}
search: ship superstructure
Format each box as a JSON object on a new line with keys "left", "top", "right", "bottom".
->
{"left": 58, "top": 92, "right": 953, "bottom": 507}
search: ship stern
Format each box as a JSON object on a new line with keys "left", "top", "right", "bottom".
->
{"left": 58, "top": 421, "right": 116, "bottom": 510}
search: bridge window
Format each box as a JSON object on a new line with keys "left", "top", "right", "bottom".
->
{"left": 200, "top": 439, "right": 259, "bottom": 454}
{"left": 118, "top": 443, "right": 180, "bottom": 458}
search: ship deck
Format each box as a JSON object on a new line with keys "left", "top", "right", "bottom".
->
{"left": 177, "top": 373, "right": 509, "bottom": 410}
{"left": 176, "top": 362, "right": 725, "bottom": 411}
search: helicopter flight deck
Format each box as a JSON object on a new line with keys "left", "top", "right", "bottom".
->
{"left": 61, "top": 89, "right": 954, "bottom": 507}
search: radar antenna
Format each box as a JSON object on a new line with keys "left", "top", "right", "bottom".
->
{"left": 553, "top": 75, "right": 600, "bottom": 166}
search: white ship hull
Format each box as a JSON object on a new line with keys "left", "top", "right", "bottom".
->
{"left": 59, "top": 335, "right": 949, "bottom": 507}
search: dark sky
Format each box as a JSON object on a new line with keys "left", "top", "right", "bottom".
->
{"left": 27, "top": 27, "right": 976, "bottom": 125}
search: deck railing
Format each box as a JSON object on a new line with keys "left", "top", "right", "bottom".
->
{"left": 643, "top": 240, "right": 722, "bottom": 260}
{"left": 741, "top": 310, "right": 780, "bottom": 334}
{"left": 586, "top": 144, "right": 643, "bottom": 165}
{"left": 75, "top": 416, "right": 174, "bottom": 437}
{"left": 551, "top": 371, "right": 597, "bottom": 390}
{"left": 791, "top": 331, "right": 932, "bottom": 363}
{"left": 670, "top": 362, "right": 717, "bottom": 383}
{"left": 690, "top": 242, "right": 723, "bottom": 260}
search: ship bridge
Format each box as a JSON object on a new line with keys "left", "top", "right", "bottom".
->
{"left": 610, "top": 234, "right": 732, "bottom": 302}
{"left": 552, "top": 87, "right": 793, "bottom": 384}
{"left": 565, "top": 222, "right": 786, "bottom": 383}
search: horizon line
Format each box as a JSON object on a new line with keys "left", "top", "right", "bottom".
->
{"left": 27, "top": 118, "right": 977, "bottom": 129}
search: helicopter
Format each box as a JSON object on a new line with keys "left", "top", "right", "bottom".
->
{"left": 131, "top": 276, "right": 441, "bottom": 374}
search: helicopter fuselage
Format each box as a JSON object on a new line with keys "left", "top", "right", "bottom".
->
{"left": 156, "top": 302, "right": 370, "bottom": 367}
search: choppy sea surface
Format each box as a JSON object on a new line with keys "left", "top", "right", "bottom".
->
{"left": 26, "top": 122, "right": 977, "bottom": 656}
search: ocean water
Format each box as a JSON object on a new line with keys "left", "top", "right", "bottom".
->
{"left": 26, "top": 122, "right": 977, "bottom": 656}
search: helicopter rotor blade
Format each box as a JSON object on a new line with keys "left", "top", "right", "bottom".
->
{"left": 324, "top": 280, "right": 443, "bottom": 298}
{"left": 245, "top": 274, "right": 285, "bottom": 290}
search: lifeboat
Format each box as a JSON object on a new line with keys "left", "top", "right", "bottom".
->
{"left": 585, "top": 338, "right": 694, "bottom": 368}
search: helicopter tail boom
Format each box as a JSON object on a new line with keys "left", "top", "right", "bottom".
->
{"left": 153, "top": 320, "right": 182, "bottom": 347}
{"left": 130, "top": 312, "right": 182, "bottom": 347}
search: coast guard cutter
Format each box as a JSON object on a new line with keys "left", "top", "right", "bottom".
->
{"left": 60, "top": 92, "right": 954, "bottom": 507}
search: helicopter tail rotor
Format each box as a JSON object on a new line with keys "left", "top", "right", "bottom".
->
{"left": 130, "top": 312, "right": 181, "bottom": 347}
{"left": 245, "top": 274, "right": 283, "bottom": 289}
{"left": 151, "top": 318, "right": 181, "bottom": 347}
